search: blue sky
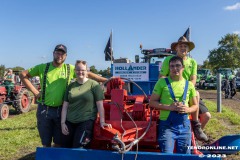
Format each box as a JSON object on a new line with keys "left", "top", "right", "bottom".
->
{"left": 0, "top": 0, "right": 239, "bottom": 70}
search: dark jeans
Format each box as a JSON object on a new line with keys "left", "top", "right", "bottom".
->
{"left": 61, "top": 119, "right": 94, "bottom": 148}
{"left": 36, "top": 103, "right": 62, "bottom": 146}
{"left": 158, "top": 111, "right": 191, "bottom": 154}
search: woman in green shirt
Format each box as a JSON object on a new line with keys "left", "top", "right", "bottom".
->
{"left": 61, "top": 60, "right": 112, "bottom": 148}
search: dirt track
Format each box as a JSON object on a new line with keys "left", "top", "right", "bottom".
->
{"left": 198, "top": 89, "right": 240, "bottom": 115}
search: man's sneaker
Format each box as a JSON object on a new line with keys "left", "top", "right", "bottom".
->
{"left": 192, "top": 120, "right": 208, "bottom": 141}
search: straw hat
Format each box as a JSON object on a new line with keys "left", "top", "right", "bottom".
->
{"left": 171, "top": 36, "right": 195, "bottom": 52}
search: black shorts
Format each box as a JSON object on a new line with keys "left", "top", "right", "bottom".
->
{"left": 61, "top": 119, "right": 95, "bottom": 148}
{"left": 199, "top": 99, "right": 209, "bottom": 114}
{"left": 36, "top": 104, "right": 62, "bottom": 146}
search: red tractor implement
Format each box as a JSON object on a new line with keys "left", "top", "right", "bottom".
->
{"left": 92, "top": 77, "right": 159, "bottom": 152}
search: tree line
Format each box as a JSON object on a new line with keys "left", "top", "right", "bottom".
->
{"left": 200, "top": 33, "right": 240, "bottom": 74}
{"left": 0, "top": 65, "right": 111, "bottom": 79}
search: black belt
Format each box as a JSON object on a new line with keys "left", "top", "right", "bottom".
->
{"left": 41, "top": 104, "right": 62, "bottom": 108}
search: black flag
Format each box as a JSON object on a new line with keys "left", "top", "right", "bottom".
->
{"left": 183, "top": 27, "right": 190, "bottom": 41}
{"left": 104, "top": 32, "right": 114, "bottom": 61}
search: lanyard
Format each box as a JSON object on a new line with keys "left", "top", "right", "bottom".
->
{"left": 164, "top": 78, "right": 189, "bottom": 105}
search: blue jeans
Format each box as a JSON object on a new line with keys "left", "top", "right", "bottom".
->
{"left": 158, "top": 111, "right": 191, "bottom": 154}
{"left": 36, "top": 104, "right": 62, "bottom": 146}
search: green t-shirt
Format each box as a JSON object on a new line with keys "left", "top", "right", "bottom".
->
{"left": 28, "top": 62, "right": 75, "bottom": 106}
{"left": 64, "top": 79, "right": 104, "bottom": 123}
{"left": 152, "top": 77, "right": 196, "bottom": 120}
{"left": 160, "top": 56, "right": 197, "bottom": 81}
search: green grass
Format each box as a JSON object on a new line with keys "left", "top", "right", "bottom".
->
{"left": 0, "top": 105, "right": 40, "bottom": 160}
{"left": 0, "top": 101, "right": 239, "bottom": 160}
{"left": 203, "top": 100, "right": 240, "bottom": 139}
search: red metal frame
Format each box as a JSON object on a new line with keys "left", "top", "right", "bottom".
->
{"left": 91, "top": 78, "right": 201, "bottom": 154}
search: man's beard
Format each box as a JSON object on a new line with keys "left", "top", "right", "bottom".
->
{"left": 54, "top": 57, "right": 65, "bottom": 65}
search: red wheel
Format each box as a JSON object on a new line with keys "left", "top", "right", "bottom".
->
{"left": 16, "top": 89, "right": 31, "bottom": 113}
{"left": 0, "top": 104, "right": 9, "bottom": 120}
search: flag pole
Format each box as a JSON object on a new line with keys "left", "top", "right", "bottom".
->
{"left": 188, "top": 26, "right": 191, "bottom": 57}
{"left": 110, "top": 29, "right": 113, "bottom": 64}
{"left": 189, "top": 25, "right": 191, "bottom": 41}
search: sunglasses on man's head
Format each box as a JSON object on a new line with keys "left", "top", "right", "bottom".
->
{"left": 76, "top": 60, "right": 87, "bottom": 65}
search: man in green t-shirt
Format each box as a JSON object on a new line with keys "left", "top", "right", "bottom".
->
{"left": 159, "top": 36, "right": 209, "bottom": 141}
{"left": 20, "top": 44, "right": 107, "bottom": 147}
{"left": 150, "top": 56, "right": 198, "bottom": 154}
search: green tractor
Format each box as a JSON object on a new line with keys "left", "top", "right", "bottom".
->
{"left": 204, "top": 68, "right": 235, "bottom": 90}
{"left": 196, "top": 69, "right": 212, "bottom": 89}
{"left": 204, "top": 74, "right": 217, "bottom": 89}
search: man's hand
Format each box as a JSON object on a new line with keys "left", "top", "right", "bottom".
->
{"left": 170, "top": 102, "right": 189, "bottom": 113}
{"left": 34, "top": 91, "right": 41, "bottom": 99}
{"left": 175, "top": 102, "right": 190, "bottom": 114}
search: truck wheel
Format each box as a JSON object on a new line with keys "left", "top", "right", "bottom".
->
{"left": 0, "top": 104, "right": 9, "bottom": 120}
{"left": 16, "top": 89, "right": 31, "bottom": 113}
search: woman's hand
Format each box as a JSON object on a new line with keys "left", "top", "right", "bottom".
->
{"left": 61, "top": 123, "right": 69, "bottom": 135}
{"left": 100, "top": 122, "right": 112, "bottom": 129}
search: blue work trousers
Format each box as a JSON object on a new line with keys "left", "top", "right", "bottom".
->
{"left": 158, "top": 111, "right": 191, "bottom": 154}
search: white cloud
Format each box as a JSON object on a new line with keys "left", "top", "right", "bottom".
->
{"left": 233, "top": 31, "right": 240, "bottom": 35}
{"left": 224, "top": 2, "right": 240, "bottom": 11}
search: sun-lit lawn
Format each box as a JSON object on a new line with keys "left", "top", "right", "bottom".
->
{"left": 203, "top": 100, "right": 240, "bottom": 139}
{"left": 0, "top": 101, "right": 239, "bottom": 160}
{"left": 0, "top": 105, "right": 40, "bottom": 160}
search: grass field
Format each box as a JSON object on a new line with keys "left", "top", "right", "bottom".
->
{"left": 0, "top": 101, "right": 239, "bottom": 160}
{"left": 0, "top": 105, "right": 40, "bottom": 160}
{"left": 203, "top": 100, "right": 240, "bottom": 138}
